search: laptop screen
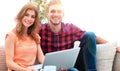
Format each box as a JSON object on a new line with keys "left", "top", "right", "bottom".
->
{"left": 43, "top": 48, "right": 80, "bottom": 70}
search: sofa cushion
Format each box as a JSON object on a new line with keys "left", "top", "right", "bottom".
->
{"left": 112, "top": 52, "right": 120, "bottom": 71}
{"left": 96, "top": 42, "right": 117, "bottom": 71}
{"left": 0, "top": 46, "right": 7, "bottom": 71}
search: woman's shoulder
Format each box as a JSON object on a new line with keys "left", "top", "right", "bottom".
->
{"left": 35, "top": 33, "right": 41, "bottom": 39}
{"left": 7, "top": 30, "right": 16, "bottom": 36}
{"left": 5, "top": 30, "right": 17, "bottom": 41}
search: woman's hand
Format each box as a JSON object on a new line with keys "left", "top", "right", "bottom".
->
{"left": 26, "top": 68, "right": 36, "bottom": 71}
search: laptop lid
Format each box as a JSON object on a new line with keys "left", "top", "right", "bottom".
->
{"left": 42, "top": 47, "right": 80, "bottom": 70}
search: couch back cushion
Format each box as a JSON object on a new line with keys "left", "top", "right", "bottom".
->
{"left": 0, "top": 46, "right": 7, "bottom": 71}
{"left": 112, "top": 52, "right": 120, "bottom": 71}
{"left": 96, "top": 42, "right": 117, "bottom": 71}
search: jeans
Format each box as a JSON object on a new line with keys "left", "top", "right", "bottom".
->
{"left": 68, "top": 68, "right": 79, "bottom": 71}
{"left": 74, "top": 32, "right": 96, "bottom": 71}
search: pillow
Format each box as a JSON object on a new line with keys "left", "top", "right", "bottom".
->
{"left": 96, "top": 42, "right": 117, "bottom": 71}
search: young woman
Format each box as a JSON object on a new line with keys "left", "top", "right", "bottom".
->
{"left": 5, "top": 3, "right": 44, "bottom": 71}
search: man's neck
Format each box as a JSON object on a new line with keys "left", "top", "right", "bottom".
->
{"left": 49, "top": 22, "right": 62, "bottom": 33}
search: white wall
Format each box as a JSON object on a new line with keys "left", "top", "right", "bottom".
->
{"left": 0, "top": 0, "right": 28, "bottom": 45}
{"left": 62, "top": 0, "right": 120, "bottom": 44}
{"left": 0, "top": 0, "right": 120, "bottom": 45}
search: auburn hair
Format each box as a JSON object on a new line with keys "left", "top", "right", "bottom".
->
{"left": 15, "top": 3, "right": 40, "bottom": 44}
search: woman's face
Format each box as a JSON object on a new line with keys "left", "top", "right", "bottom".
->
{"left": 22, "top": 9, "right": 36, "bottom": 28}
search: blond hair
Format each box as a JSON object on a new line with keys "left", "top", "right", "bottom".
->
{"left": 47, "top": 0, "right": 64, "bottom": 12}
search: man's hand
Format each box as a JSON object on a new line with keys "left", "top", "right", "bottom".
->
{"left": 58, "top": 67, "right": 67, "bottom": 71}
{"left": 116, "top": 47, "right": 120, "bottom": 52}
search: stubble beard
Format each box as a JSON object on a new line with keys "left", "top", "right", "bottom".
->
{"left": 50, "top": 19, "right": 61, "bottom": 26}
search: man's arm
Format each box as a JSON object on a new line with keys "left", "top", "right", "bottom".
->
{"left": 96, "top": 36, "right": 108, "bottom": 44}
{"left": 96, "top": 36, "right": 120, "bottom": 53}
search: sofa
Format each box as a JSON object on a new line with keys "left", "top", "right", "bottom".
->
{"left": 0, "top": 42, "right": 120, "bottom": 71}
{"left": 0, "top": 45, "right": 7, "bottom": 71}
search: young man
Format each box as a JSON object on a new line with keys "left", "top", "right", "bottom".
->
{"left": 39, "top": 0, "right": 108, "bottom": 71}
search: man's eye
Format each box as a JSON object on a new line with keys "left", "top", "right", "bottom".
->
{"left": 58, "top": 10, "right": 62, "bottom": 13}
{"left": 51, "top": 10, "right": 55, "bottom": 13}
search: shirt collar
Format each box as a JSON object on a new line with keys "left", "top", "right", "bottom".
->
{"left": 46, "top": 22, "right": 66, "bottom": 34}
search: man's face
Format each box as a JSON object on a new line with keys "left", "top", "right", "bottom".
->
{"left": 47, "top": 5, "right": 64, "bottom": 25}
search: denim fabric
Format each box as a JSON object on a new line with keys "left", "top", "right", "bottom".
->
{"left": 68, "top": 67, "right": 79, "bottom": 71}
{"left": 74, "top": 32, "right": 96, "bottom": 71}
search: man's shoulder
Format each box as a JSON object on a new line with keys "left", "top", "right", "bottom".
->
{"left": 40, "top": 23, "right": 48, "bottom": 30}
{"left": 62, "top": 22, "right": 79, "bottom": 29}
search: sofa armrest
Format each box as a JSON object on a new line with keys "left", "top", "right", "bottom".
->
{"left": 112, "top": 52, "right": 120, "bottom": 71}
{"left": 0, "top": 46, "right": 8, "bottom": 71}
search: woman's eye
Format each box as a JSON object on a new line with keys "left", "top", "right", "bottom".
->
{"left": 31, "top": 15, "right": 35, "bottom": 19}
{"left": 25, "top": 13, "right": 29, "bottom": 16}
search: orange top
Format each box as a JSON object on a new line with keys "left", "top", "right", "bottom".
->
{"left": 6, "top": 32, "right": 39, "bottom": 71}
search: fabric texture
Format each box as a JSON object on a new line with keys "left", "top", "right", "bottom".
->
{"left": 0, "top": 46, "right": 7, "bottom": 71}
{"left": 96, "top": 42, "right": 117, "bottom": 71}
{"left": 112, "top": 52, "right": 120, "bottom": 71}
{"left": 39, "top": 23, "right": 85, "bottom": 54}
{"left": 75, "top": 32, "right": 96, "bottom": 71}
{"left": 39, "top": 23, "right": 97, "bottom": 71}
{"left": 6, "top": 32, "right": 39, "bottom": 71}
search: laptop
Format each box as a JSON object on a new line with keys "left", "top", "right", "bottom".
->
{"left": 29, "top": 47, "right": 80, "bottom": 71}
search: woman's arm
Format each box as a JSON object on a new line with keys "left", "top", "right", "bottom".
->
{"left": 37, "top": 44, "right": 45, "bottom": 64}
{"left": 5, "top": 34, "right": 34, "bottom": 71}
